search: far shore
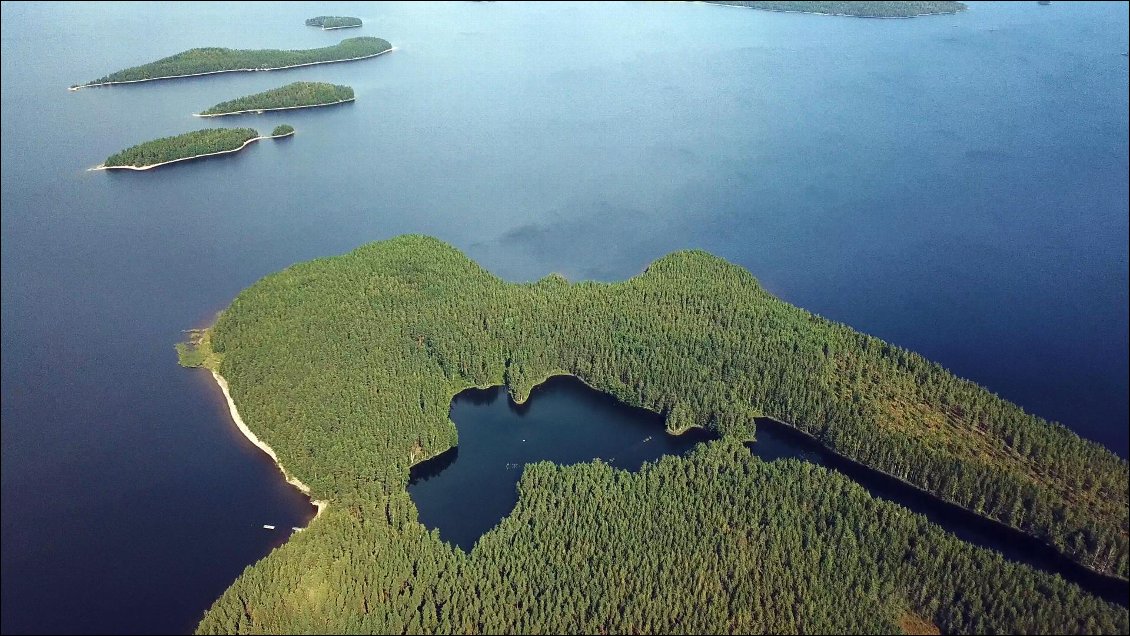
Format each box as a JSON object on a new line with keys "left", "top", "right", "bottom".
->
{"left": 69, "top": 46, "right": 395, "bottom": 91}
{"left": 698, "top": 1, "right": 964, "bottom": 18}
{"left": 211, "top": 370, "right": 328, "bottom": 525}
{"left": 195, "top": 97, "right": 354, "bottom": 118}
{"left": 90, "top": 132, "right": 292, "bottom": 171}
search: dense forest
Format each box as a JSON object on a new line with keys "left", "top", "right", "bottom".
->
{"left": 271, "top": 125, "right": 294, "bottom": 137}
{"left": 188, "top": 235, "right": 1128, "bottom": 576}
{"left": 75, "top": 37, "right": 390, "bottom": 87}
{"left": 183, "top": 236, "right": 1128, "bottom": 632}
{"left": 195, "top": 445, "right": 1126, "bottom": 634}
{"left": 704, "top": 1, "right": 967, "bottom": 16}
{"left": 306, "top": 16, "right": 363, "bottom": 29}
{"left": 199, "top": 82, "right": 354, "bottom": 116}
{"left": 103, "top": 127, "right": 259, "bottom": 168}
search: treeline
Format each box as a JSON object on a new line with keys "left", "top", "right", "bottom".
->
{"left": 306, "top": 16, "right": 363, "bottom": 29}
{"left": 196, "top": 441, "right": 1127, "bottom": 634}
{"left": 104, "top": 127, "right": 258, "bottom": 167}
{"left": 77, "top": 37, "right": 390, "bottom": 87}
{"left": 271, "top": 125, "right": 294, "bottom": 137}
{"left": 200, "top": 82, "right": 354, "bottom": 115}
{"left": 193, "top": 236, "right": 1128, "bottom": 579}
{"left": 704, "top": 1, "right": 967, "bottom": 16}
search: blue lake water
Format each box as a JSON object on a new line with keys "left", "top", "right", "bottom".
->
{"left": 409, "top": 376, "right": 1128, "bottom": 605}
{"left": 2, "top": 1, "right": 1127, "bottom": 633}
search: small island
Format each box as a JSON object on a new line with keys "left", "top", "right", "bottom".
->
{"left": 94, "top": 127, "right": 279, "bottom": 171}
{"left": 306, "top": 16, "right": 363, "bottom": 30}
{"left": 704, "top": 1, "right": 967, "bottom": 17}
{"left": 196, "top": 82, "right": 354, "bottom": 117}
{"left": 271, "top": 124, "right": 294, "bottom": 137}
{"left": 71, "top": 37, "right": 391, "bottom": 90}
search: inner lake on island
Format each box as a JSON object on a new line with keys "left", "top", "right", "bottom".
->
{"left": 408, "top": 375, "right": 1128, "bottom": 606}
{"left": 1, "top": 1, "right": 1126, "bottom": 633}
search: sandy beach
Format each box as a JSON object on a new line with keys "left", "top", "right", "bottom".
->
{"left": 211, "top": 370, "right": 328, "bottom": 523}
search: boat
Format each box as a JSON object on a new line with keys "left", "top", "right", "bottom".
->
{"left": 262, "top": 524, "right": 275, "bottom": 530}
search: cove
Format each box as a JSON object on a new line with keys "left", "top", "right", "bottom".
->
{"left": 410, "top": 376, "right": 1128, "bottom": 606}
{"left": 408, "top": 375, "right": 713, "bottom": 551}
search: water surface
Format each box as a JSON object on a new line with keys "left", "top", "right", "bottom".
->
{"left": 409, "top": 376, "right": 712, "bottom": 551}
{"left": 2, "top": 1, "right": 1127, "bottom": 633}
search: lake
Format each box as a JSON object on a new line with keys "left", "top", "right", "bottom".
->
{"left": 2, "top": 1, "right": 1127, "bottom": 633}
{"left": 409, "top": 376, "right": 714, "bottom": 552}
{"left": 409, "top": 375, "right": 1128, "bottom": 605}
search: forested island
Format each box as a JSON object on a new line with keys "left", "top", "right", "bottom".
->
{"left": 97, "top": 127, "right": 287, "bottom": 170}
{"left": 181, "top": 236, "right": 1128, "bottom": 633}
{"left": 71, "top": 37, "right": 391, "bottom": 89}
{"left": 306, "top": 16, "right": 363, "bottom": 29}
{"left": 197, "top": 82, "right": 354, "bottom": 117}
{"left": 704, "top": 1, "right": 967, "bottom": 16}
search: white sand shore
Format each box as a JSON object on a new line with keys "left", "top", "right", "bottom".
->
{"left": 194, "top": 98, "right": 354, "bottom": 118}
{"left": 211, "top": 370, "right": 328, "bottom": 524}
{"left": 90, "top": 131, "right": 292, "bottom": 171}
{"left": 70, "top": 47, "right": 395, "bottom": 91}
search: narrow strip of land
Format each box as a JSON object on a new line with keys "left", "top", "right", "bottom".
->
{"left": 91, "top": 132, "right": 291, "bottom": 171}
{"left": 70, "top": 43, "right": 394, "bottom": 90}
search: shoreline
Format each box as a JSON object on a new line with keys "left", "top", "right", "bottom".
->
{"left": 69, "top": 47, "right": 395, "bottom": 91}
{"left": 195, "top": 97, "right": 354, "bottom": 117}
{"left": 759, "top": 415, "right": 1128, "bottom": 585}
{"left": 698, "top": 2, "right": 964, "bottom": 18}
{"left": 433, "top": 370, "right": 1124, "bottom": 584}
{"left": 211, "top": 370, "right": 328, "bottom": 524}
{"left": 91, "top": 132, "right": 291, "bottom": 171}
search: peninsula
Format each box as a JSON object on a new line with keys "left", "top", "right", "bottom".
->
{"left": 70, "top": 37, "right": 391, "bottom": 90}
{"left": 95, "top": 127, "right": 291, "bottom": 171}
{"left": 704, "top": 1, "right": 967, "bottom": 17}
{"left": 306, "top": 16, "right": 363, "bottom": 29}
{"left": 196, "top": 82, "right": 354, "bottom": 117}
{"left": 184, "top": 236, "right": 1127, "bottom": 634}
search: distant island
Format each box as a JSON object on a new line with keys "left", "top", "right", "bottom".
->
{"left": 184, "top": 236, "right": 1127, "bottom": 634}
{"left": 95, "top": 127, "right": 290, "bottom": 171}
{"left": 704, "top": 1, "right": 967, "bottom": 17}
{"left": 306, "top": 16, "right": 363, "bottom": 30}
{"left": 70, "top": 37, "right": 391, "bottom": 90}
{"left": 197, "top": 82, "right": 354, "bottom": 117}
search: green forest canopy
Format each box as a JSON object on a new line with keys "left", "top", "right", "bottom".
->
{"left": 200, "top": 82, "right": 354, "bottom": 115}
{"left": 306, "top": 16, "right": 363, "bottom": 29}
{"left": 197, "top": 442, "right": 1127, "bottom": 634}
{"left": 76, "top": 37, "right": 390, "bottom": 87}
{"left": 271, "top": 125, "right": 294, "bottom": 137}
{"left": 103, "top": 127, "right": 258, "bottom": 168}
{"left": 183, "top": 235, "right": 1128, "bottom": 579}
{"left": 186, "top": 235, "right": 1128, "bottom": 633}
{"left": 704, "top": 1, "right": 967, "bottom": 16}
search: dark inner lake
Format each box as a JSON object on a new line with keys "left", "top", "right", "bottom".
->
{"left": 409, "top": 375, "right": 1128, "bottom": 606}
{"left": 408, "top": 375, "right": 713, "bottom": 551}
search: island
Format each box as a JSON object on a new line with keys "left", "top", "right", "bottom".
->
{"left": 703, "top": 1, "right": 968, "bottom": 17}
{"left": 95, "top": 127, "right": 290, "bottom": 171}
{"left": 70, "top": 37, "right": 391, "bottom": 90}
{"left": 196, "top": 82, "right": 354, "bottom": 117}
{"left": 306, "top": 16, "right": 363, "bottom": 29}
{"left": 182, "top": 236, "right": 1127, "bottom": 634}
